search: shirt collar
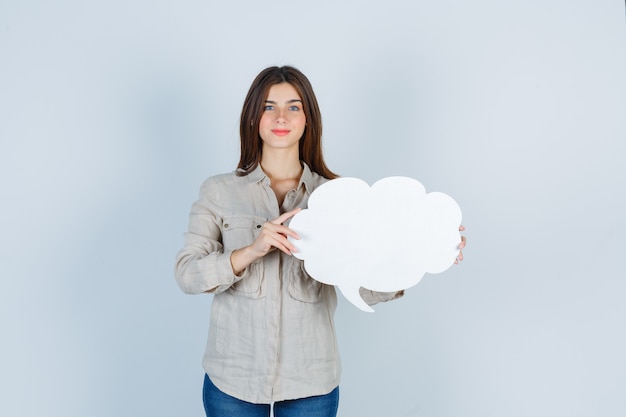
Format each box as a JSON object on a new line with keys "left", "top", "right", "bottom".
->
{"left": 299, "top": 162, "right": 314, "bottom": 194}
{"left": 246, "top": 161, "right": 315, "bottom": 194}
{"left": 245, "top": 164, "right": 267, "bottom": 184}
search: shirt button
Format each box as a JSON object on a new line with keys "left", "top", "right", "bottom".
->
{"left": 224, "top": 223, "right": 229, "bottom": 228}
{"left": 256, "top": 224, "right": 262, "bottom": 229}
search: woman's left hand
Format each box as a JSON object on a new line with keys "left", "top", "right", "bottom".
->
{"left": 455, "top": 225, "right": 466, "bottom": 264}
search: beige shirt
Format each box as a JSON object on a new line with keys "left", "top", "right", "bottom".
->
{"left": 175, "top": 163, "right": 402, "bottom": 404}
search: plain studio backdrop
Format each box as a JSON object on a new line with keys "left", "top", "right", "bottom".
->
{"left": 1, "top": 1, "right": 624, "bottom": 416}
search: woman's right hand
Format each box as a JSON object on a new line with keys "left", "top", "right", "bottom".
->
{"left": 230, "top": 208, "right": 302, "bottom": 275}
{"left": 250, "top": 208, "right": 302, "bottom": 257}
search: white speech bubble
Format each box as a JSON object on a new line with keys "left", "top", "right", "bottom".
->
{"left": 288, "top": 177, "right": 462, "bottom": 312}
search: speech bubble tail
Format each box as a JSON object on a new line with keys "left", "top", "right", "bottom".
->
{"left": 338, "top": 285, "right": 375, "bottom": 313}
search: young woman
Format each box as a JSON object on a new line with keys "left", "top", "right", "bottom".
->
{"left": 175, "top": 66, "right": 465, "bottom": 417}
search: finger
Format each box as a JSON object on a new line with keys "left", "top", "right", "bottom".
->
{"left": 459, "top": 224, "right": 465, "bottom": 232}
{"left": 264, "top": 223, "right": 301, "bottom": 240}
{"left": 454, "top": 250, "right": 464, "bottom": 264}
{"left": 271, "top": 208, "right": 302, "bottom": 225}
{"left": 267, "top": 234, "right": 297, "bottom": 255}
{"left": 267, "top": 228, "right": 300, "bottom": 253}
{"left": 267, "top": 211, "right": 303, "bottom": 240}
{"left": 254, "top": 235, "right": 291, "bottom": 257}
{"left": 458, "top": 235, "right": 466, "bottom": 249}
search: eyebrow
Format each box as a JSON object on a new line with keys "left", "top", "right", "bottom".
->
{"left": 264, "top": 99, "right": 303, "bottom": 104}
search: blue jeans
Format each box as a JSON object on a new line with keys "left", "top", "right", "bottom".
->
{"left": 203, "top": 374, "right": 339, "bottom": 417}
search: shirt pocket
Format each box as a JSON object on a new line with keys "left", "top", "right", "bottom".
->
{"left": 288, "top": 257, "right": 324, "bottom": 303}
{"left": 222, "top": 215, "right": 267, "bottom": 299}
{"left": 221, "top": 215, "right": 265, "bottom": 250}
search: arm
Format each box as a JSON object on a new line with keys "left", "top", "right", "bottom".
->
{"left": 174, "top": 179, "right": 302, "bottom": 295}
{"left": 359, "top": 288, "right": 405, "bottom": 306}
{"left": 174, "top": 180, "right": 239, "bottom": 295}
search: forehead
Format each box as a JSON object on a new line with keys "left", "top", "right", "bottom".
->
{"left": 265, "top": 82, "right": 301, "bottom": 101}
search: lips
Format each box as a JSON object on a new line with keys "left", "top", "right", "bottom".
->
{"left": 271, "top": 129, "right": 290, "bottom": 136}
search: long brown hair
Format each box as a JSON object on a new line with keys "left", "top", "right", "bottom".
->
{"left": 237, "top": 66, "right": 338, "bottom": 179}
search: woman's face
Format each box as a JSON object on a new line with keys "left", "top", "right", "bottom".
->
{"left": 258, "top": 82, "right": 306, "bottom": 153}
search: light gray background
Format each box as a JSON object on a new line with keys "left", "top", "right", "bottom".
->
{"left": 1, "top": 1, "right": 624, "bottom": 416}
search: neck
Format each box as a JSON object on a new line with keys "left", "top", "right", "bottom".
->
{"left": 260, "top": 149, "right": 302, "bottom": 180}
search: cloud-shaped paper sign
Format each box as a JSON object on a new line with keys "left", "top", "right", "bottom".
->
{"left": 288, "top": 177, "right": 462, "bottom": 312}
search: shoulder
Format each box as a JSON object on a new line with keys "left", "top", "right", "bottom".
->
{"left": 198, "top": 171, "right": 247, "bottom": 197}
{"left": 303, "top": 163, "right": 334, "bottom": 194}
{"left": 201, "top": 171, "right": 239, "bottom": 185}
{"left": 310, "top": 171, "right": 330, "bottom": 188}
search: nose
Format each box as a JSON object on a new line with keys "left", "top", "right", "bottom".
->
{"left": 276, "top": 109, "right": 287, "bottom": 123}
